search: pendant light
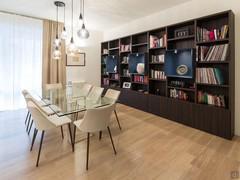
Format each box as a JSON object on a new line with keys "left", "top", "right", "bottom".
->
{"left": 53, "top": 2, "right": 61, "bottom": 48}
{"left": 53, "top": 46, "right": 62, "bottom": 60}
{"left": 61, "top": 2, "right": 68, "bottom": 40}
{"left": 77, "top": 0, "right": 90, "bottom": 39}
{"left": 67, "top": 0, "right": 76, "bottom": 56}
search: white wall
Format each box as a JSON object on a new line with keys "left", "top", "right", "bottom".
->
{"left": 103, "top": 0, "right": 240, "bottom": 135}
{"left": 66, "top": 30, "right": 103, "bottom": 86}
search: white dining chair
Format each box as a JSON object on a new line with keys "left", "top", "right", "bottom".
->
{"left": 104, "top": 89, "right": 121, "bottom": 130}
{"left": 73, "top": 103, "right": 117, "bottom": 170}
{"left": 87, "top": 86, "right": 104, "bottom": 102}
{"left": 27, "top": 100, "right": 74, "bottom": 167}
{"left": 72, "top": 83, "right": 92, "bottom": 98}
{"left": 45, "top": 83, "right": 63, "bottom": 90}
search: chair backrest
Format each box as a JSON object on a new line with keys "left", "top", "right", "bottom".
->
{"left": 27, "top": 101, "right": 55, "bottom": 130}
{"left": 22, "top": 89, "right": 29, "bottom": 97}
{"left": 87, "top": 86, "right": 104, "bottom": 102}
{"left": 79, "top": 103, "right": 115, "bottom": 132}
{"left": 45, "top": 83, "right": 63, "bottom": 90}
{"left": 104, "top": 89, "right": 120, "bottom": 103}
{"left": 72, "top": 83, "right": 92, "bottom": 97}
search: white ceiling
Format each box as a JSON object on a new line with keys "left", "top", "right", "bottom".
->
{"left": 0, "top": 0, "right": 191, "bottom": 30}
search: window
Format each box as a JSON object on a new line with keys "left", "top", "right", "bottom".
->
{"left": 0, "top": 13, "right": 43, "bottom": 111}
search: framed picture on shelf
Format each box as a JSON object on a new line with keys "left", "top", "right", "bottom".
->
{"left": 66, "top": 52, "right": 86, "bottom": 66}
{"left": 122, "top": 82, "right": 131, "bottom": 89}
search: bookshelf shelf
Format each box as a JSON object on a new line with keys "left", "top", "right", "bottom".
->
{"left": 101, "top": 10, "right": 235, "bottom": 140}
{"left": 168, "top": 35, "right": 195, "bottom": 42}
{"left": 167, "top": 86, "right": 195, "bottom": 92}
{"left": 196, "top": 83, "right": 229, "bottom": 88}
{"left": 149, "top": 78, "right": 166, "bottom": 82}
{"left": 196, "top": 38, "right": 229, "bottom": 45}
{"left": 132, "top": 42, "right": 148, "bottom": 47}
{"left": 197, "top": 61, "right": 229, "bottom": 64}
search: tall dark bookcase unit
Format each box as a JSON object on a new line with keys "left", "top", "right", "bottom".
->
{"left": 101, "top": 10, "right": 235, "bottom": 139}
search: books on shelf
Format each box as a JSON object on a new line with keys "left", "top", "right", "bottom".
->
{"left": 122, "top": 69, "right": 130, "bottom": 77}
{"left": 133, "top": 75, "right": 148, "bottom": 84}
{"left": 196, "top": 68, "right": 224, "bottom": 85}
{"left": 196, "top": 44, "right": 229, "bottom": 62}
{"left": 151, "top": 54, "right": 165, "bottom": 63}
{"left": 150, "top": 34, "right": 167, "bottom": 48}
{"left": 169, "top": 89, "right": 188, "bottom": 101}
{"left": 120, "top": 44, "right": 131, "bottom": 52}
{"left": 196, "top": 25, "right": 229, "bottom": 42}
{"left": 103, "top": 78, "right": 109, "bottom": 85}
{"left": 110, "top": 74, "right": 119, "bottom": 80}
{"left": 121, "top": 56, "right": 129, "bottom": 64}
{"left": 150, "top": 70, "right": 166, "bottom": 80}
{"left": 198, "top": 91, "right": 226, "bottom": 108}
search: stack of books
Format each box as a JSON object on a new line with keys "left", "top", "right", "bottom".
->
{"left": 196, "top": 44, "right": 229, "bottom": 62}
{"left": 150, "top": 70, "right": 166, "bottom": 80}
{"left": 198, "top": 91, "right": 226, "bottom": 108}
{"left": 151, "top": 55, "right": 165, "bottom": 63}
{"left": 120, "top": 44, "right": 131, "bottom": 52}
{"left": 110, "top": 74, "right": 119, "bottom": 80}
{"left": 196, "top": 25, "right": 229, "bottom": 42}
{"left": 150, "top": 34, "right": 167, "bottom": 48}
{"left": 196, "top": 68, "right": 224, "bottom": 85}
{"left": 169, "top": 89, "right": 188, "bottom": 101}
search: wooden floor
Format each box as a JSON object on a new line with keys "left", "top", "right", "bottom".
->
{"left": 1, "top": 104, "right": 240, "bottom": 180}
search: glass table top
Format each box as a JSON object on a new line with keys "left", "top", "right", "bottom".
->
{"left": 30, "top": 86, "right": 114, "bottom": 117}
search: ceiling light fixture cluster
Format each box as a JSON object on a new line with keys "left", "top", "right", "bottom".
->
{"left": 53, "top": 0, "right": 90, "bottom": 60}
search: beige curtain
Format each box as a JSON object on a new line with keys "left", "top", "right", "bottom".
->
{"left": 42, "top": 20, "right": 66, "bottom": 88}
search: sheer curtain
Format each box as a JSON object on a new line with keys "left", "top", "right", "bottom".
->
{"left": 0, "top": 13, "right": 43, "bottom": 111}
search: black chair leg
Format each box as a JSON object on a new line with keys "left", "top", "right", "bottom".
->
{"left": 28, "top": 120, "right": 33, "bottom": 135}
{"left": 26, "top": 114, "right": 31, "bottom": 132}
{"left": 30, "top": 128, "right": 38, "bottom": 151}
{"left": 25, "top": 111, "right": 30, "bottom": 125}
{"left": 36, "top": 131, "right": 45, "bottom": 167}
{"left": 60, "top": 126, "right": 64, "bottom": 139}
{"left": 114, "top": 110, "right": 122, "bottom": 130}
{"left": 86, "top": 132, "right": 90, "bottom": 170}
{"left": 99, "top": 131, "right": 102, "bottom": 140}
{"left": 68, "top": 124, "right": 74, "bottom": 152}
{"left": 107, "top": 127, "right": 117, "bottom": 155}
{"left": 73, "top": 126, "right": 76, "bottom": 152}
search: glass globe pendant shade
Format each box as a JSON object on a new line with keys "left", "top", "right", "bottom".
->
{"left": 61, "top": 26, "right": 68, "bottom": 40}
{"left": 53, "top": 46, "right": 61, "bottom": 60}
{"left": 77, "top": 23, "right": 89, "bottom": 39}
{"left": 67, "top": 37, "right": 76, "bottom": 56}
{"left": 54, "top": 35, "right": 61, "bottom": 47}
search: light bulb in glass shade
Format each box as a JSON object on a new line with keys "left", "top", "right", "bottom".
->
{"left": 54, "top": 37, "right": 61, "bottom": 47}
{"left": 67, "top": 37, "right": 76, "bottom": 56}
{"left": 77, "top": 24, "right": 90, "bottom": 39}
{"left": 53, "top": 46, "right": 61, "bottom": 60}
{"left": 61, "top": 26, "right": 68, "bottom": 40}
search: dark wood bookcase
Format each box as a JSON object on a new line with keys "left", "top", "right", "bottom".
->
{"left": 101, "top": 10, "right": 235, "bottom": 139}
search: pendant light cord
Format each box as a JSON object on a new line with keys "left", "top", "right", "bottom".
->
{"left": 63, "top": 4, "right": 65, "bottom": 26}
{"left": 71, "top": 0, "right": 73, "bottom": 38}
{"left": 83, "top": 0, "right": 84, "bottom": 21}
{"left": 56, "top": 5, "right": 59, "bottom": 37}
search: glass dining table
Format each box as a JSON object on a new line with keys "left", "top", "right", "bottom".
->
{"left": 31, "top": 85, "right": 114, "bottom": 119}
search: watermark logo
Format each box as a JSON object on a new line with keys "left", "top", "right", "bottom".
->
{"left": 231, "top": 171, "right": 239, "bottom": 179}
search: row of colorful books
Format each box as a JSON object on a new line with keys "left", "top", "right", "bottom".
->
{"left": 150, "top": 70, "right": 166, "bottom": 80}
{"left": 196, "top": 68, "right": 224, "bottom": 85}
{"left": 120, "top": 44, "right": 131, "bottom": 52}
{"left": 102, "top": 78, "right": 109, "bottom": 85}
{"left": 196, "top": 25, "right": 229, "bottom": 42}
{"left": 196, "top": 44, "right": 229, "bottom": 62}
{"left": 149, "top": 34, "right": 167, "bottom": 49}
{"left": 110, "top": 74, "right": 119, "bottom": 80}
{"left": 133, "top": 75, "right": 148, "bottom": 84}
{"left": 198, "top": 91, "right": 226, "bottom": 108}
{"left": 169, "top": 89, "right": 188, "bottom": 101}
{"left": 151, "top": 55, "right": 165, "bottom": 63}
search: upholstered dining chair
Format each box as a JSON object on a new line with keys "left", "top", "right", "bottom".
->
{"left": 73, "top": 103, "right": 117, "bottom": 170}
{"left": 104, "top": 89, "right": 121, "bottom": 130}
{"left": 27, "top": 100, "right": 74, "bottom": 167}
{"left": 72, "top": 83, "right": 92, "bottom": 98}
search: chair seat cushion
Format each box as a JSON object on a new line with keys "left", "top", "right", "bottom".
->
{"left": 48, "top": 115, "right": 71, "bottom": 127}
